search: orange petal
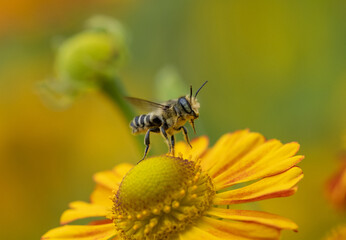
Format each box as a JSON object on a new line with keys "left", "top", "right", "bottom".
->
{"left": 179, "top": 226, "right": 225, "bottom": 240}
{"left": 196, "top": 216, "right": 280, "bottom": 239}
{"left": 175, "top": 136, "right": 209, "bottom": 161}
{"left": 206, "top": 207, "right": 298, "bottom": 231}
{"left": 41, "top": 223, "right": 116, "bottom": 240}
{"left": 201, "top": 130, "right": 265, "bottom": 177}
{"left": 325, "top": 158, "right": 346, "bottom": 210}
{"left": 90, "top": 185, "right": 114, "bottom": 207}
{"left": 89, "top": 219, "right": 113, "bottom": 225}
{"left": 212, "top": 139, "right": 303, "bottom": 190}
{"left": 60, "top": 201, "right": 110, "bottom": 225}
{"left": 214, "top": 167, "right": 303, "bottom": 205}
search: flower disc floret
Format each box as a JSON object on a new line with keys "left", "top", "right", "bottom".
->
{"left": 113, "top": 156, "right": 215, "bottom": 240}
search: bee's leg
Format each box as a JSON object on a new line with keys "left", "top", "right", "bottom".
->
{"left": 170, "top": 135, "right": 175, "bottom": 157}
{"left": 139, "top": 128, "right": 159, "bottom": 163}
{"left": 160, "top": 126, "right": 171, "bottom": 154}
{"left": 180, "top": 126, "right": 192, "bottom": 148}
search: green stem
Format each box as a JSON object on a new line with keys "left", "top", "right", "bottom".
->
{"left": 100, "top": 76, "right": 144, "bottom": 153}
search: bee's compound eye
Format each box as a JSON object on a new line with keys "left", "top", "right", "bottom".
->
{"left": 178, "top": 97, "right": 192, "bottom": 114}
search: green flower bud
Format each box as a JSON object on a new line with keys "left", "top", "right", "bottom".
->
{"left": 55, "top": 16, "right": 127, "bottom": 91}
{"left": 38, "top": 16, "right": 129, "bottom": 109}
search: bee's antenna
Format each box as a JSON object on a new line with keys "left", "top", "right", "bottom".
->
{"left": 194, "top": 81, "right": 208, "bottom": 98}
{"left": 190, "top": 85, "right": 193, "bottom": 102}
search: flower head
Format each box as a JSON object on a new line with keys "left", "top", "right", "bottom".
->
{"left": 42, "top": 129, "right": 304, "bottom": 240}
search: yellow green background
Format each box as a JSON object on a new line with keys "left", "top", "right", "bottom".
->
{"left": 0, "top": 0, "right": 345, "bottom": 239}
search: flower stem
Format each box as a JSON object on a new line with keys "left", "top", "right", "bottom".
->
{"left": 100, "top": 76, "right": 144, "bottom": 153}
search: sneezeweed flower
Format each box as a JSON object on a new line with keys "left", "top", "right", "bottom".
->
{"left": 324, "top": 224, "right": 346, "bottom": 240}
{"left": 42, "top": 130, "right": 304, "bottom": 240}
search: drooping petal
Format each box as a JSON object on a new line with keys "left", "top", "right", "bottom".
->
{"left": 206, "top": 207, "right": 298, "bottom": 231}
{"left": 201, "top": 130, "right": 265, "bottom": 177}
{"left": 213, "top": 139, "right": 303, "bottom": 190}
{"left": 90, "top": 185, "right": 114, "bottom": 207}
{"left": 195, "top": 216, "right": 280, "bottom": 239}
{"left": 41, "top": 223, "right": 116, "bottom": 240}
{"left": 214, "top": 167, "right": 303, "bottom": 205}
{"left": 60, "top": 201, "right": 110, "bottom": 225}
{"left": 175, "top": 136, "right": 209, "bottom": 161}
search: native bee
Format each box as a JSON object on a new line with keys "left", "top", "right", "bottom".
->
{"left": 126, "top": 81, "right": 208, "bottom": 162}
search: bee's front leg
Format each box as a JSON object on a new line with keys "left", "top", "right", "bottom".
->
{"left": 180, "top": 126, "right": 192, "bottom": 148}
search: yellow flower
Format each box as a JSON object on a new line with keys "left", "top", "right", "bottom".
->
{"left": 41, "top": 130, "right": 304, "bottom": 240}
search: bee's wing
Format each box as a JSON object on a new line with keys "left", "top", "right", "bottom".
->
{"left": 125, "top": 97, "right": 169, "bottom": 112}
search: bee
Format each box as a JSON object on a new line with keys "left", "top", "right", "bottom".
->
{"left": 126, "top": 81, "right": 208, "bottom": 162}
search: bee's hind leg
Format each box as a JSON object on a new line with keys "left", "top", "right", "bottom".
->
{"left": 160, "top": 126, "right": 171, "bottom": 155}
{"left": 138, "top": 128, "right": 159, "bottom": 163}
{"left": 180, "top": 126, "right": 192, "bottom": 148}
{"left": 170, "top": 135, "right": 175, "bottom": 157}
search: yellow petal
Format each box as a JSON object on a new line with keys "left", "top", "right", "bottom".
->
{"left": 206, "top": 207, "right": 298, "bottom": 231}
{"left": 41, "top": 223, "right": 116, "bottom": 240}
{"left": 93, "top": 171, "right": 121, "bottom": 190}
{"left": 93, "top": 163, "right": 133, "bottom": 190}
{"left": 213, "top": 139, "right": 303, "bottom": 189}
{"left": 60, "top": 201, "right": 110, "bottom": 225}
{"left": 90, "top": 185, "right": 114, "bottom": 207}
{"left": 112, "top": 163, "right": 134, "bottom": 178}
{"left": 179, "top": 226, "right": 225, "bottom": 240}
{"left": 201, "top": 130, "right": 265, "bottom": 178}
{"left": 90, "top": 163, "right": 133, "bottom": 206}
{"left": 214, "top": 167, "right": 303, "bottom": 205}
{"left": 201, "top": 130, "right": 249, "bottom": 171}
{"left": 175, "top": 136, "right": 209, "bottom": 161}
{"left": 196, "top": 216, "right": 280, "bottom": 239}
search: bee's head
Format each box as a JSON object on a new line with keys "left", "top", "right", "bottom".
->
{"left": 179, "top": 96, "right": 200, "bottom": 118}
{"left": 180, "top": 81, "right": 207, "bottom": 133}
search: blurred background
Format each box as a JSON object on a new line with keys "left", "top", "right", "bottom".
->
{"left": 0, "top": 0, "right": 345, "bottom": 239}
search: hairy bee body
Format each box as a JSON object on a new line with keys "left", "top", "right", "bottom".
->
{"left": 130, "top": 113, "right": 162, "bottom": 134}
{"left": 127, "top": 81, "right": 207, "bottom": 162}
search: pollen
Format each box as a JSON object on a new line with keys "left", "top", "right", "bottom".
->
{"left": 112, "top": 155, "right": 215, "bottom": 240}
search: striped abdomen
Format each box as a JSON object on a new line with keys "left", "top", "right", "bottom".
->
{"left": 130, "top": 114, "right": 162, "bottom": 134}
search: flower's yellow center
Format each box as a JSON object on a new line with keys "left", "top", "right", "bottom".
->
{"left": 112, "top": 156, "right": 215, "bottom": 240}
